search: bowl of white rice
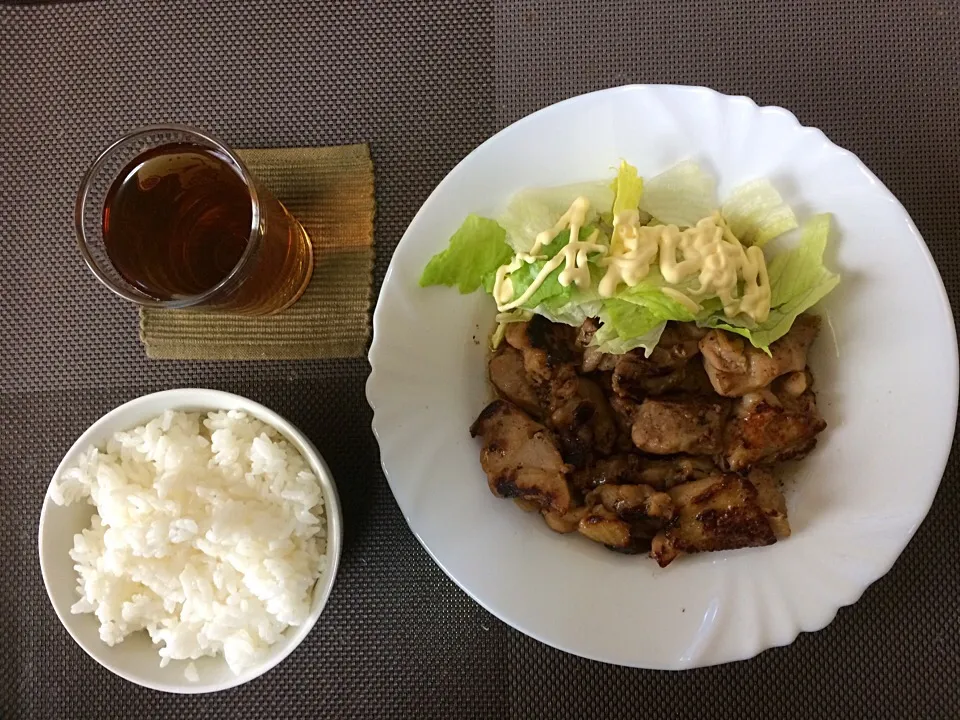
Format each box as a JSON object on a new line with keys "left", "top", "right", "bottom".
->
{"left": 38, "top": 388, "right": 342, "bottom": 694}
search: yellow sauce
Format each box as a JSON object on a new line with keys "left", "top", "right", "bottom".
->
{"left": 493, "top": 198, "right": 771, "bottom": 323}
{"left": 494, "top": 196, "right": 607, "bottom": 311}
{"left": 600, "top": 211, "right": 771, "bottom": 322}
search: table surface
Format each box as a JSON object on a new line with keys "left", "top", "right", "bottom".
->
{"left": 3, "top": 1, "right": 959, "bottom": 718}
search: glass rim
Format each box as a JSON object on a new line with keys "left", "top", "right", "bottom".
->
{"left": 74, "top": 123, "right": 263, "bottom": 309}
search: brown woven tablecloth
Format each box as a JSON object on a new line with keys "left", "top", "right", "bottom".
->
{"left": 2, "top": 1, "right": 958, "bottom": 718}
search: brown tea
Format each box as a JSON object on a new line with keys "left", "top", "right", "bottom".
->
{"left": 102, "top": 142, "right": 313, "bottom": 315}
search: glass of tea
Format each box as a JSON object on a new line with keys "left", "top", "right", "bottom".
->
{"left": 75, "top": 125, "right": 313, "bottom": 316}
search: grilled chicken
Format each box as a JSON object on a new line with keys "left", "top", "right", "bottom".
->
{"left": 611, "top": 322, "right": 707, "bottom": 400}
{"left": 674, "top": 359, "right": 716, "bottom": 395}
{"left": 571, "top": 453, "right": 645, "bottom": 491}
{"left": 506, "top": 317, "right": 616, "bottom": 467}
{"left": 470, "top": 399, "right": 573, "bottom": 513}
{"left": 612, "top": 354, "right": 687, "bottom": 399}
{"left": 476, "top": 314, "right": 828, "bottom": 567}
{"left": 577, "top": 483, "right": 674, "bottom": 551}
{"left": 586, "top": 483, "right": 674, "bottom": 523}
{"left": 623, "top": 395, "right": 729, "bottom": 455}
{"left": 505, "top": 316, "right": 580, "bottom": 410}
{"left": 723, "top": 371, "right": 827, "bottom": 470}
{"left": 648, "top": 322, "right": 707, "bottom": 368}
{"left": 571, "top": 453, "right": 716, "bottom": 492}
{"left": 578, "top": 318, "right": 617, "bottom": 373}
{"left": 699, "top": 314, "right": 821, "bottom": 397}
{"left": 489, "top": 345, "right": 542, "bottom": 417}
{"left": 567, "top": 377, "right": 618, "bottom": 454}
{"left": 546, "top": 380, "right": 618, "bottom": 467}
{"left": 577, "top": 505, "right": 635, "bottom": 549}
{"left": 634, "top": 455, "right": 718, "bottom": 490}
{"left": 583, "top": 350, "right": 618, "bottom": 375}
{"left": 542, "top": 505, "right": 588, "bottom": 533}
{"left": 650, "top": 468, "right": 790, "bottom": 567}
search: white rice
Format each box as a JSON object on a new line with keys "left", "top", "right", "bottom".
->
{"left": 51, "top": 409, "right": 327, "bottom": 676}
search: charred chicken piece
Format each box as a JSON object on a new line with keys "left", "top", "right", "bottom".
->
{"left": 489, "top": 345, "right": 542, "bottom": 418}
{"left": 507, "top": 318, "right": 616, "bottom": 467}
{"left": 578, "top": 318, "right": 618, "bottom": 374}
{"left": 470, "top": 399, "right": 573, "bottom": 514}
{"left": 635, "top": 455, "right": 718, "bottom": 490}
{"left": 547, "top": 377, "right": 618, "bottom": 468}
{"left": 577, "top": 483, "right": 675, "bottom": 552}
{"left": 570, "top": 453, "right": 645, "bottom": 491}
{"left": 650, "top": 468, "right": 790, "bottom": 567}
{"left": 624, "top": 395, "right": 729, "bottom": 455}
{"left": 611, "top": 322, "right": 707, "bottom": 400}
{"left": 699, "top": 314, "right": 821, "bottom": 397}
{"left": 505, "top": 316, "right": 580, "bottom": 410}
{"left": 723, "top": 371, "right": 827, "bottom": 471}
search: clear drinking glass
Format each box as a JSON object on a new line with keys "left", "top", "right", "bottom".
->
{"left": 75, "top": 125, "right": 313, "bottom": 316}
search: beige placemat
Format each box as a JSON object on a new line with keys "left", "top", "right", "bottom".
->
{"left": 139, "top": 144, "right": 375, "bottom": 360}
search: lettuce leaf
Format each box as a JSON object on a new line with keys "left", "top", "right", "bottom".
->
{"left": 766, "top": 214, "right": 837, "bottom": 306}
{"left": 421, "top": 166, "right": 838, "bottom": 361}
{"left": 419, "top": 215, "right": 514, "bottom": 293}
{"left": 498, "top": 182, "right": 613, "bottom": 252}
{"left": 603, "top": 299, "right": 663, "bottom": 339}
{"left": 592, "top": 285, "right": 695, "bottom": 357}
{"left": 611, "top": 160, "right": 643, "bottom": 216}
{"left": 617, "top": 279, "right": 698, "bottom": 322}
{"left": 722, "top": 179, "right": 798, "bottom": 247}
{"left": 592, "top": 311, "right": 666, "bottom": 356}
{"left": 502, "top": 228, "right": 608, "bottom": 311}
{"left": 703, "top": 214, "right": 839, "bottom": 348}
{"left": 639, "top": 161, "right": 718, "bottom": 228}
{"left": 502, "top": 229, "right": 571, "bottom": 308}
{"left": 533, "top": 275, "right": 604, "bottom": 325}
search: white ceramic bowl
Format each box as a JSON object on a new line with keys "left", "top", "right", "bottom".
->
{"left": 367, "top": 84, "right": 959, "bottom": 668}
{"left": 38, "top": 388, "right": 343, "bottom": 694}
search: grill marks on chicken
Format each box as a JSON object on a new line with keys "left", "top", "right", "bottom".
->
{"left": 505, "top": 316, "right": 580, "bottom": 410}
{"left": 488, "top": 346, "right": 542, "bottom": 418}
{"left": 506, "top": 317, "right": 616, "bottom": 467}
{"left": 723, "top": 374, "right": 827, "bottom": 471}
{"left": 470, "top": 399, "right": 573, "bottom": 513}
{"left": 477, "top": 315, "right": 827, "bottom": 566}
{"left": 651, "top": 469, "right": 790, "bottom": 567}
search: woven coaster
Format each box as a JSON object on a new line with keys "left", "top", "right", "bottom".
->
{"left": 139, "top": 144, "right": 375, "bottom": 360}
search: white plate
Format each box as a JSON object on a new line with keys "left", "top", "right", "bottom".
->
{"left": 366, "top": 85, "right": 958, "bottom": 668}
